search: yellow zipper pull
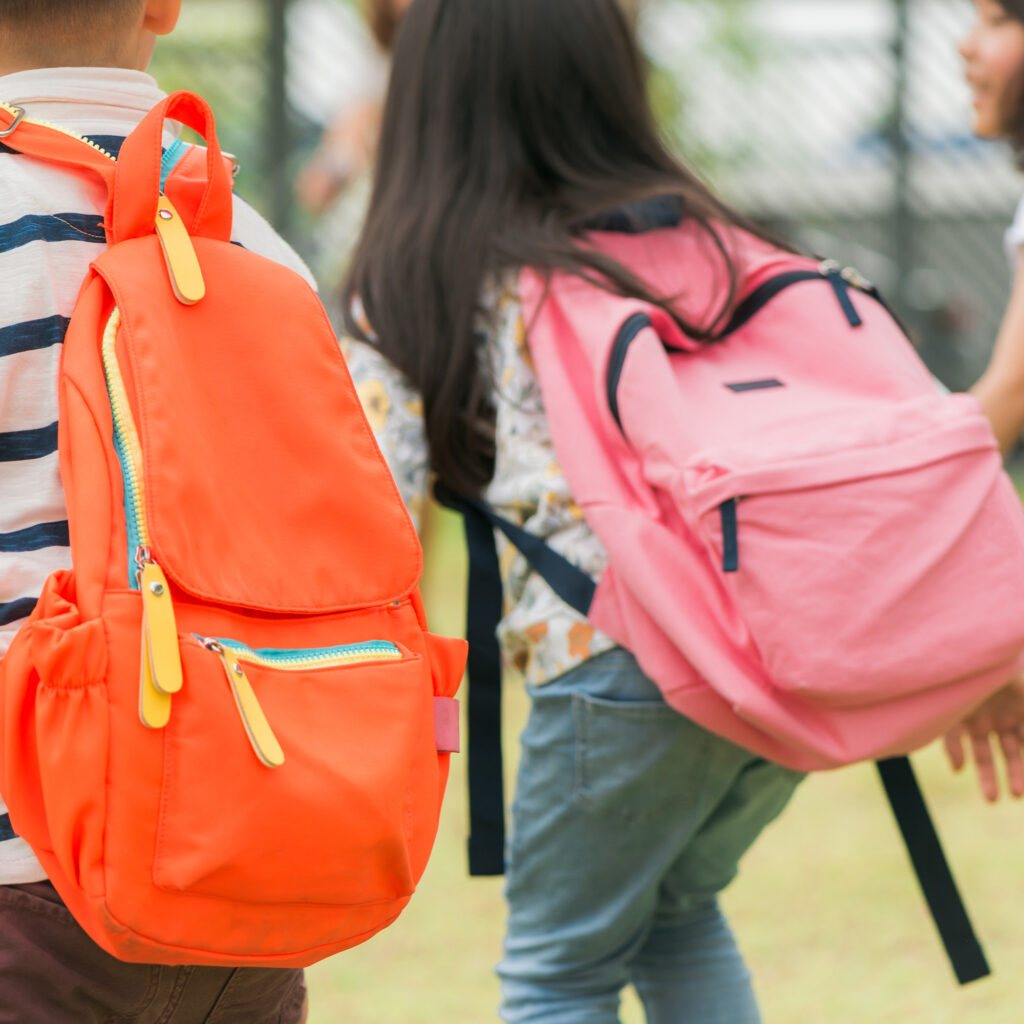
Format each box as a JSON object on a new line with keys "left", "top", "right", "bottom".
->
{"left": 139, "top": 632, "right": 172, "bottom": 728}
{"left": 155, "top": 195, "right": 205, "bottom": 306}
{"left": 139, "top": 557, "right": 183, "bottom": 696}
{"left": 210, "top": 643, "right": 285, "bottom": 768}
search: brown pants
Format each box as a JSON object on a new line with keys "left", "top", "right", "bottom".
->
{"left": 0, "top": 882, "right": 308, "bottom": 1023}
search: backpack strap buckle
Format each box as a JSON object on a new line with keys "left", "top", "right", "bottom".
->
{"left": 0, "top": 106, "right": 25, "bottom": 138}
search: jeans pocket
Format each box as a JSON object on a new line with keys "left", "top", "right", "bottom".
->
{"left": 572, "top": 691, "right": 713, "bottom": 827}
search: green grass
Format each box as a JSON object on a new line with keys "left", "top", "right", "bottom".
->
{"left": 305, "top": 508, "right": 1024, "bottom": 1023}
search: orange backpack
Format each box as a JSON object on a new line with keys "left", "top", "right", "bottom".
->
{"left": 0, "top": 91, "right": 466, "bottom": 967}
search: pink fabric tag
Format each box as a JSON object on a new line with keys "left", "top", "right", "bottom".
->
{"left": 434, "top": 696, "right": 460, "bottom": 753}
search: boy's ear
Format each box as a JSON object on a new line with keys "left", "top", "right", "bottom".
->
{"left": 143, "top": 0, "right": 183, "bottom": 36}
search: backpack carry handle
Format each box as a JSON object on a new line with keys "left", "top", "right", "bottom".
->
{"left": 110, "top": 90, "right": 233, "bottom": 246}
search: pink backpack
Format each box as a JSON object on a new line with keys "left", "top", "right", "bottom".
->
{"left": 445, "top": 213, "right": 1024, "bottom": 984}
{"left": 517, "top": 221, "right": 1024, "bottom": 773}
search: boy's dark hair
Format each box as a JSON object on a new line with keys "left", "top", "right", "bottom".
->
{"left": 0, "top": 0, "right": 145, "bottom": 64}
{"left": 344, "top": 0, "right": 788, "bottom": 496}
{"left": 0, "top": 0, "right": 140, "bottom": 13}
{"left": 0, "top": 0, "right": 141, "bottom": 31}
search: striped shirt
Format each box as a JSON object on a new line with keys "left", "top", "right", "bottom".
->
{"left": 0, "top": 67, "right": 315, "bottom": 884}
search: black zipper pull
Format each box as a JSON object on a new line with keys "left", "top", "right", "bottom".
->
{"left": 819, "top": 259, "right": 863, "bottom": 328}
{"left": 721, "top": 499, "right": 739, "bottom": 573}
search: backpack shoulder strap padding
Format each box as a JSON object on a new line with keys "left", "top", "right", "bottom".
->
{"left": 0, "top": 104, "right": 116, "bottom": 193}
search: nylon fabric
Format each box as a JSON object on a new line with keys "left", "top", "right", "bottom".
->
{"left": 518, "top": 223, "right": 1024, "bottom": 772}
{"left": 0, "top": 91, "right": 467, "bottom": 967}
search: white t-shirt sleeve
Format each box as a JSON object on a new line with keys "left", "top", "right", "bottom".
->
{"left": 1004, "top": 194, "right": 1024, "bottom": 267}
{"left": 229, "top": 195, "right": 318, "bottom": 291}
{"left": 286, "top": 0, "right": 388, "bottom": 125}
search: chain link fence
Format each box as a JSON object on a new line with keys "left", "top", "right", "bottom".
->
{"left": 150, "top": 0, "right": 1021, "bottom": 390}
{"left": 645, "top": 0, "right": 1019, "bottom": 391}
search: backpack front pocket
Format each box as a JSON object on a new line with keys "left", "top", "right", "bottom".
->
{"left": 153, "top": 635, "right": 437, "bottom": 907}
{"left": 683, "top": 398, "right": 1024, "bottom": 707}
{"left": 101, "top": 265, "right": 422, "bottom": 615}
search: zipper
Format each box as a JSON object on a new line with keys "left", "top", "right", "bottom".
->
{"left": 0, "top": 102, "right": 201, "bottom": 303}
{"left": 203, "top": 637, "right": 404, "bottom": 669}
{"left": 718, "top": 259, "right": 871, "bottom": 338}
{"left": 195, "top": 637, "right": 405, "bottom": 767}
{"left": 0, "top": 101, "right": 116, "bottom": 160}
{"left": 102, "top": 310, "right": 146, "bottom": 570}
{"left": 160, "top": 138, "right": 187, "bottom": 187}
{"left": 817, "top": 260, "right": 862, "bottom": 327}
{"left": 102, "top": 308, "right": 184, "bottom": 726}
{"left": 606, "top": 312, "right": 653, "bottom": 433}
{"left": 3, "top": 104, "right": 191, "bottom": 726}
{"left": 705, "top": 263, "right": 876, "bottom": 575}
{"left": 605, "top": 261, "right": 886, "bottom": 437}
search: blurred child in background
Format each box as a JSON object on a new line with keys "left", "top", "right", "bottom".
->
{"left": 964, "top": 0, "right": 1024, "bottom": 449}
{"left": 341, "top": 2, "right": 803, "bottom": 1020}
{"left": 295, "top": 0, "right": 410, "bottom": 299}
{"left": 946, "top": 0, "right": 1024, "bottom": 801}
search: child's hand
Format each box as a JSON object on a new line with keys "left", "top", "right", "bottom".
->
{"left": 943, "top": 673, "right": 1024, "bottom": 801}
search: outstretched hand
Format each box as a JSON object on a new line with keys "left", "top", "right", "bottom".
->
{"left": 943, "top": 673, "right": 1024, "bottom": 802}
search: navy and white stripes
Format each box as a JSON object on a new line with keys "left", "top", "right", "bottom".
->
{"left": 0, "top": 69, "right": 317, "bottom": 885}
{"left": 0, "top": 202, "right": 101, "bottom": 640}
{"left": 0, "top": 180, "right": 86, "bottom": 879}
{"left": 0, "top": 315, "right": 70, "bottom": 357}
{"left": 0, "top": 203, "right": 93, "bottom": 639}
{"left": 0, "top": 212, "right": 105, "bottom": 251}
{"left": 0, "top": 598, "right": 42, "bottom": 628}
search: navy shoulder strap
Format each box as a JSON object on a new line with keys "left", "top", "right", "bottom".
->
{"left": 436, "top": 485, "right": 989, "bottom": 986}
{"left": 434, "top": 483, "right": 594, "bottom": 876}
{"left": 876, "top": 757, "right": 989, "bottom": 984}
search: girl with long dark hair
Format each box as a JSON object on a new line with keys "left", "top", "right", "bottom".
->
{"left": 342, "top": 2, "right": 803, "bottom": 1020}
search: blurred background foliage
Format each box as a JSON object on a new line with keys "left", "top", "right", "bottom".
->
{"left": 149, "top": 3, "right": 1024, "bottom": 1021}
{"left": 152, "top": 0, "right": 1022, "bottom": 393}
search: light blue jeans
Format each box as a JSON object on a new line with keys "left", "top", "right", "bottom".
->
{"left": 497, "top": 648, "right": 803, "bottom": 1024}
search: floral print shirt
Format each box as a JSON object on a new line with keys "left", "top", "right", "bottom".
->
{"left": 341, "top": 276, "right": 616, "bottom": 685}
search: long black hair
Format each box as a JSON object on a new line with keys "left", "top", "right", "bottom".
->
{"left": 344, "top": 0, "right": 782, "bottom": 495}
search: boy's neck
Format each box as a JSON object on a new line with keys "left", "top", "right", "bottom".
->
{"left": 0, "top": 37, "right": 152, "bottom": 80}
{"left": 0, "top": 64, "right": 154, "bottom": 85}
{"left": 0, "top": 60, "right": 133, "bottom": 78}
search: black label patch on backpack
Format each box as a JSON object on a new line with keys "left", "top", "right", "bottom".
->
{"left": 725, "top": 378, "right": 785, "bottom": 393}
